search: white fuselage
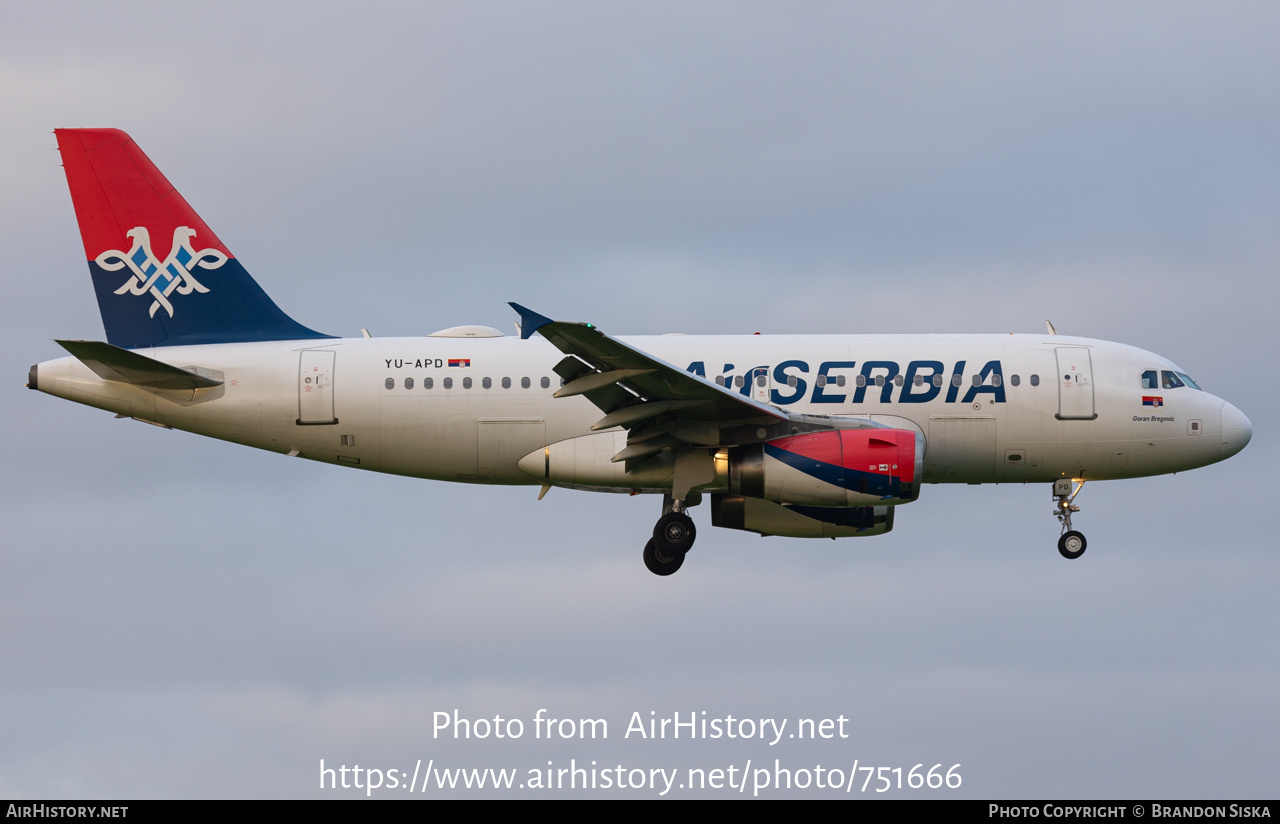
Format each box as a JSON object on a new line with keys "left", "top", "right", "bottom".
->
{"left": 33, "top": 332, "right": 1244, "bottom": 489}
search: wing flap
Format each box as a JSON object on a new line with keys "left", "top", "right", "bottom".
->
{"left": 555, "top": 368, "right": 656, "bottom": 398}
{"left": 591, "top": 400, "right": 710, "bottom": 431}
{"left": 612, "top": 434, "right": 680, "bottom": 463}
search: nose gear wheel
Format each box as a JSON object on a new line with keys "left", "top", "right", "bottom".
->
{"left": 1053, "top": 479, "right": 1086, "bottom": 560}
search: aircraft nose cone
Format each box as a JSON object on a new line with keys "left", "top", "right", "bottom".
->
{"left": 1220, "top": 401, "right": 1252, "bottom": 460}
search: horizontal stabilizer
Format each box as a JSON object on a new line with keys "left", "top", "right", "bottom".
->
{"left": 55, "top": 340, "right": 223, "bottom": 389}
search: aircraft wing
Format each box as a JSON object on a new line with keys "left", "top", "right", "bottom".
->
{"left": 511, "top": 303, "right": 802, "bottom": 465}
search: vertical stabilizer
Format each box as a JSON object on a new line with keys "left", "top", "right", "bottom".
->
{"left": 55, "top": 129, "right": 331, "bottom": 348}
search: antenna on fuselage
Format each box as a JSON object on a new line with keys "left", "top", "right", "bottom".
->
{"left": 1045, "top": 320, "right": 1058, "bottom": 335}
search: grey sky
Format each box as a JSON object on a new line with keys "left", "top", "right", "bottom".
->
{"left": 1, "top": 2, "right": 1275, "bottom": 797}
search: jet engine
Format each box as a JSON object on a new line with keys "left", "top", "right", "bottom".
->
{"left": 727, "top": 428, "right": 923, "bottom": 508}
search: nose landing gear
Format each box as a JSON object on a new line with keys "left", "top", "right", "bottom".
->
{"left": 1053, "top": 478, "right": 1087, "bottom": 559}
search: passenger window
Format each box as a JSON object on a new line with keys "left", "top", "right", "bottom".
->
{"left": 787, "top": 375, "right": 798, "bottom": 387}
{"left": 992, "top": 374, "right": 1002, "bottom": 387}
{"left": 933, "top": 374, "right": 943, "bottom": 387}
{"left": 1030, "top": 374, "right": 1039, "bottom": 387}
{"left": 874, "top": 375, "right": 884, "bottom": 387}
{"left": 444, "top": 377, "right": 453, "bottom": 389}
{"left": 521, "top": 377, "right": 530, "bottom": 389}
{"left": 463, "top": 377, "right": 473, "bottom": 389}
{"left": 541, "top": 377, "right": 551, "bottom": 389}
{"left": 952, "top": 374, "right": 963, "bottom": 387}
{"left": 384, "top": 377, "right": 394, "bottom": 390}
{"left": 894, "top": 375, "right": 903, "bottom": 387}
{"left": 734, "top": 375, "right": 744, "bottom": 388}
{"left": 836, "top": 375, "right": 846, "bottom": 387}
{"left": 501, "top": 377, "right": 511, "bottom": 389}
{"left": 816, "top": 374, "right": 827, "bottom": 387}
{"left": 1010, "top": 374, "right": 1020, "bottom": 387}
{"left": 856, "top": 375, "right": 866, "bottom": 388}
{"left": 424, "top": 377, "right": 433, "bottom": 389}
{"left": 972, "top": 375, "right": 982, "bottom": 386}
{"left": 756, "top": 374, "right": 767, "bottom": 387}
{"left": 913, "top": 374, "right": 923, "bottom": 386}
{"left": 482, "top": 377, "right": 492, "bottom": 389}
{"left": 1142, "top": 370, "right": 1158, "bottom": 390}
{"left": 716, "top": 376, "right": 726, "bottom": 386}
{"left": 405, "top": 377, "right": 415, "bottom": 390}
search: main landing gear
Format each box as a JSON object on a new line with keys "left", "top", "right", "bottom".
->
{"left": 1053, "top": 478, "right": 1087, "bottom": 559}
{"left": 644, "top": 494, "right": 698, "bottom": 576}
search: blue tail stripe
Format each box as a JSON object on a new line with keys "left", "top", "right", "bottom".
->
{"left": 90, "top": 259, "right": 333, "bottom": 348}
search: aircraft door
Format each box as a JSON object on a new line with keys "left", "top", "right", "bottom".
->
{"left": 752, "top": 367, "right": 771, "bottom": 403}
{"left": 298, "top": 350, "right": 337, "bottom": 425}
{"left": 1055, "top": 347, "right": 1096, "bottom": 420}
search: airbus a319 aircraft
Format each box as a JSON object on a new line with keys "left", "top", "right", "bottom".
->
{"left": 30, "top": 129, "right": 1252, "bottom": 575}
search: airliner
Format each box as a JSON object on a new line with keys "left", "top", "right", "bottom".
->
{"left": 29, "top": 129, "right": 1253, "bottom": 575}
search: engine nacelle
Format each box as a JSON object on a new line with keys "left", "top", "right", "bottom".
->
{"left": 727, "top": 428, "right": 922, "bottom": 507}
{"left": 712, "top": 494, "right": 895, "bottom": 538}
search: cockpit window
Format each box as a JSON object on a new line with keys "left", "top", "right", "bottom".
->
{"left": 1175, "top": 372, "right": 1201, "bottom": 390}
{"left": 1141, "top": 370, "right": 1158, "bottom": 390}
{"left": 1161, "top": 371, "right": 1185, "bottom": 390}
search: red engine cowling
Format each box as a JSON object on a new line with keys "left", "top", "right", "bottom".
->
{"left": 728, "top": 428, "right": 923, "bottom": 507}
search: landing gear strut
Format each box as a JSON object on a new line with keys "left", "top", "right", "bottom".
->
{"left": 644, "top": 493, "right": 699, "bottom": 576}
{"left": 1053, "top": 479, "right": 1087, "bottom": 559}
{"left": 642, "top": 450, "right": 712, "bottom": 576}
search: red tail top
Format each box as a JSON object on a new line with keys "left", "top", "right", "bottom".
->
{"left": 55, "top": 129, "right": 231, "bottom": 261}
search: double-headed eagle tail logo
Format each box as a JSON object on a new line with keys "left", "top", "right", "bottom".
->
{"left": 96, "top": 227, "right": 226, "bottom": 318}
